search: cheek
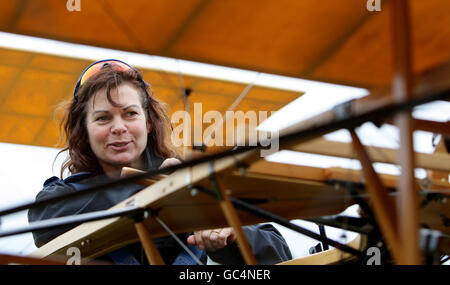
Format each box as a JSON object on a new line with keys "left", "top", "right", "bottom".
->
{"left": 130, "top": 121, "right": 149, "bottom": 142}
{"left": 87, "top": 125, "right": 109, "bottom": 148}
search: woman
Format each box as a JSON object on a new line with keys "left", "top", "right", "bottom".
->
{"left": 28, "top": 59, "right": 292, "bottom": 265}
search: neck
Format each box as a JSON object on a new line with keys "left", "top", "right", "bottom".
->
{"left": 100, "top": 157, "right": 146, "bottom": 179}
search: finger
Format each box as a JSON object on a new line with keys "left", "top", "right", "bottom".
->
{"left": 201, "top": 230, "right": 214, "bottom": 250}
{"left": 167, "top": 158, "right": 181, "bottom": 166}
{"left": 211, "top": 230, "right": 226, "bottom": 247}
{"left": 209, "top": 230, "right": 222, "bottom": 249}
{"left": 159, "top": 158, "right": 181, "bottom": 169}
{"left": 194, "top": 231, "right": 205, "bottom": 250}
{"left": 209, "top": 230, "right": 219, "bottom": 242}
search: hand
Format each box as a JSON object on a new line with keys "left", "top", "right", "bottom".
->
{"left": 187, "top": 227, "right": 236, "bottom": 251}
{"left": 159, "top": 158, "right": 181, "bottom": 169}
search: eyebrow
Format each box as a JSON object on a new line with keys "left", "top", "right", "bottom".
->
{"left": 92, "top": 104, "right": 141, "bottom": 115}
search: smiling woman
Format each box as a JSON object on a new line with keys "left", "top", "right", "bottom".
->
{"left": 86, "top": 83, "right": 152, "bottom": 178}
{"left": 26, "top": 59, "right": 292, "bottom": 265}
{"left": 57, "top": 60, "right": 178, "bottom": 178}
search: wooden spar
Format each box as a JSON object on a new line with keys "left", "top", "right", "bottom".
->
{"left": 427, "top": 136, "right": 450, "bottom": 182}
{"left": 287, "top": 138, "right": 450, "bottom": 173}
{"left": 121, "top": 167, "right": 168, "bottom": 186}
{"left": 121, "top": 168, "right": 165, "bottom": 265}
{"left": 412, "top": 119, "right": 450, "bottom": 135}
{"left": 134, "top": 221, "right": 165, "bottom": 265}
{"left": 121, "top": 151, "right": 450, "bottom": 191}
{"left": 382, "top": 118, "right": 450, "bottom": 135}
{"left": 382, "top": 119, "right": 450, "bottom": 135}
{"left": 0, "top": 253, "right": 112, "bottom": 265}
{"left": 212, "top": 173, "right": 258, "bottom": 265}
{"left": 350, "top": 130, "right": 402, "bottom": 263}
{"left": 274, "top": 58, "right": 450, "bottom": 143}
{"left": 0, "top": 253, "right": 67, "bottom": 265}
{"left": 391, "top": 0, "right": 421, "bottom": 264}
{"left": 124, "top": 164, "right": 258, "bottom": 265}
{"left": 124, "top": 161, "right": 259, "bottom": 264}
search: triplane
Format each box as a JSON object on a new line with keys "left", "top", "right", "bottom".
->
{"left": 0, "top": 0, "right": 449, "bottom": 265}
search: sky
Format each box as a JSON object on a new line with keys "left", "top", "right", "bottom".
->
{"left": 0, "top": 32, "right": 449, "bottom": 263}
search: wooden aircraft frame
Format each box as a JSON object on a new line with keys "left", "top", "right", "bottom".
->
{"left": 0, "top": 0, "right": 449, "bottom": 265}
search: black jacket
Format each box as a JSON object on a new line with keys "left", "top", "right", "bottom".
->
{"left": 28, "top": 147, "right": 292, "bottom": 264}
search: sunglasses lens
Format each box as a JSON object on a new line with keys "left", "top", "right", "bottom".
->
{"left": 79, "top": 60, "right": 131, "bottom": 86}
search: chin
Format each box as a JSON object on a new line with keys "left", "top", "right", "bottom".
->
{"left": 109, "top": 154, "right": 137, "bottom": 167}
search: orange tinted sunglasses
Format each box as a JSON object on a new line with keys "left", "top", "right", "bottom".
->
{"left": 73, "top": 59, "right": 139, "bottom": 102}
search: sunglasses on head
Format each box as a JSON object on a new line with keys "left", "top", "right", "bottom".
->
{"left": 73, "top": 59, "right": 147, "bottom": 102}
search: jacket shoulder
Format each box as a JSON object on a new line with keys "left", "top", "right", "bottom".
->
{"left": 63, "top": 172, "right": 92, "bottom": 183}
{"left": 42, "top": 172, "right": 91, "bottom": 188}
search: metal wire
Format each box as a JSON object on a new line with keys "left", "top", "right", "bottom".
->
{"left": 152, "top": 215, "right": 204, "bottom": 265}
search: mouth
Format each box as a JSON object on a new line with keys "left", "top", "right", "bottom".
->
{"left": 108, "top": 141, "right": 131, "bottom": 150}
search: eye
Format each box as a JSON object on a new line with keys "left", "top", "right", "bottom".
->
{"left": 95, "top": 115, "right": 110, "bottom": 122}
{"left": 126, "top": 111, "right": 138, "bottom": 117}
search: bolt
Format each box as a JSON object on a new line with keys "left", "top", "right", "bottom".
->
{"left": 81, "top": 239, "right": 91, "bottom": 247}
{"left": 334, "top": 183, "right": 340, "bottom": 191}
{"left": 190, "top": 188, "right": 199, "bottom": 197}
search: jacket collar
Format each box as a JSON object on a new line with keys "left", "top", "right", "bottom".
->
{"left": 60, "top": 145, "right": 165, "bottom": 183}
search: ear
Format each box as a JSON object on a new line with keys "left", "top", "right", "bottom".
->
{"left": 146, "top": 121, "right": 152, "bottom": 134}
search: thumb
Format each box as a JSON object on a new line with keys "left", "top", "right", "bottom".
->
{"left": 187, "top": 234, "right": 196, "bottom": 246}
{"left": 224, "top": 228, "right": 236, "bottom": 245}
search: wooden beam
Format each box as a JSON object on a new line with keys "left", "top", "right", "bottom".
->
{"left": 286, "top": 138, "right": 450, "bottom": 173}
{"left": 0, "top": 254, "right": 66, "bottom": 265}
{"left": 426, "top": 135, "right": 450, "bottom": 182}
{"left": 277, "top": 58, "right": 450, "bottom": 143}
{"left": 246, "top": 160, "right": 450, "bottom": 190}
{"left": 247, "top": 161, "right": 327, "bottom": 181}
{"left": 413, "top": 119, "right": 450, "bottom": 135}
{"left": 0, "top": 253, "right": 110, "bottom": 265}
{"left": 213, "top": 173, "right": 258, "bottom": 265}
{"left": 350, "top": 130, "right": 402, "bottom": 263}
{"left": 122, "top": 166, "right": 256, "bottom": 265}
{"left": 135, "top": 222, "right": 165, "bottom": 265}
{"left": 121, "top": 167, "right": 168, "bottom": 186}
{"left": 383, "top": 119, "right": 450, "bottom": 135}
{"left": 391, "top": 0, "right": 421, "bottom": 265}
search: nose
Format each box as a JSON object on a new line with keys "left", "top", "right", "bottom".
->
{"left": 110, "top": 117, "right": 127, "bottom": 135}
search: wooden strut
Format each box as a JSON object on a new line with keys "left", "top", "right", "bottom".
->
{"left": 135, "top": 218, "right": 165, "bottom": 265}
{"left": 0, "top": 253, "right": 113, "bottom": 265}
{"left": 288, "top": 137, "right": 450, "bottom": 173}
{"left": 0, "top": 253, "right": 67, "bottom": 265}
{"left": 124, "top": 166, "right": 257, "bottom": 265}
{"left": 350, "top": 130, "right": 402, "bottom": 263}
{"left": 383, "top": 118, "right": 450, "bottom": 135}
{"left": 212, "top": 173, "right": 258, "bottom": 265}
{"left": 427, "top": 136, "right": 450, "bottom": 182}
{"left": 391, "top": 0, "right": 421, "bottom": 264}
{"left": 122, "top": 168, "right": 166, "bottom": 265}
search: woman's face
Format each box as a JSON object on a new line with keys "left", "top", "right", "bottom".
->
{"left": 86, "top": 83, "right": 150, "bottom": 175}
